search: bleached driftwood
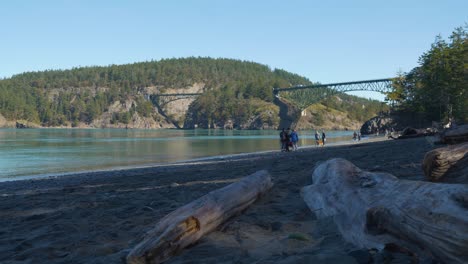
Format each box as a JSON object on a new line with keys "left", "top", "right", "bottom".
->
{"left": 423, "top": 142, "right": 468, "bottom": 183}
{"left": 127, "top": 170, "right": 273, "bottom": 264}
{"left": 440, "top": 124, "right": 468, "bottom": 144}
{"left": 301, "top": 158, "right": 468, "bottom": 263}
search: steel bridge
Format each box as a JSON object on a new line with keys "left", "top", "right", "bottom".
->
{"left": 149, "top": 93, "right": 202, "bottom": 107}
{"left": 148, "top": 78, "right": 394, "bottom": 109}
{"left": 273, "top": 78, "right": 394, "bottom": 110}
{"left": 146, "top": 78, "right": 395, "bottom": 129}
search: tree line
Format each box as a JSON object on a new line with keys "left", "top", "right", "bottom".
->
{"left": 0, "top": 58, "right": 308, "bottom": 126}
{"left": 0, "top": 57, "right": 387, "bottom": 127}
{"left": 388, "top": 25, "right": 467, "bottom": 124}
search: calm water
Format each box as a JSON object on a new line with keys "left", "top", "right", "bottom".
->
{"left": 0, "top": 128, "right": 356, "bottom": 181}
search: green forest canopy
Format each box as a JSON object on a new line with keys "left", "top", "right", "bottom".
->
{"left": 388, "top": 25, "right": 467, "bottom": 124}
{"left": 0, "top": 58, "right": 305, "bottom": 126}
{"left": 0, "top": 57, "right": 385, "bottom": 127}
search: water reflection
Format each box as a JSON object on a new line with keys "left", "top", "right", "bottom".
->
{"left": 0, "top": 128, "right": 355, "bottom": 180}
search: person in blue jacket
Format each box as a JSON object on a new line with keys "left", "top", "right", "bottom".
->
{"left": 290, "top": 129, "right": 299, "bottom": 151}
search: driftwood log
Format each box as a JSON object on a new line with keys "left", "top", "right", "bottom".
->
{"left": 423, "top": 142, "right": 468, "bottom": 183}
{"left": 127, "top": 170, "right": 273, "bottom": 264}
{"left": 396, "top": 127, "right": 438, "bottom": 139}
{"left": 302, "top": 158, "right": 468, "bottom": 263}
{"left": 440, "top": 124, "right": 468, "bottom": 144}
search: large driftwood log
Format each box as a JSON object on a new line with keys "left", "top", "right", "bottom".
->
{"left": 440, "top": 124, "right": 468, "bottom": 144}
{"left": 396, "top": 127, "right": 438, "bottom": 139}
{"left": 127, "top": 170, "right": 273, "bottom": 264}
{"left": 302, "top": 158, "right": 468, "bottom": 263}
{"left": 423, "top": 142, "right": 468, "bottom": 183}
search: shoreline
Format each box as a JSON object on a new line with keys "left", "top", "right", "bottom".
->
{"left": 0, "top": 137, "right": 435, "bottom": 263}
{"left": 0, "top": 135, "right": 388, "bottom": 183}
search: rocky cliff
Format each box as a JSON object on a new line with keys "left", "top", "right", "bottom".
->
{"left": 296, "top": 104, "right": 362, "bottom": 131}
{"left": 0, "top": 92, "right": 381, "bottom": 131}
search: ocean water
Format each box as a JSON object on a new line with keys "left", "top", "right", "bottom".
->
{"left": 0, "top": 128, "right": 357, "bottom": 181}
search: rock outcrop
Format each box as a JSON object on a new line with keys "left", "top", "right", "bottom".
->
{"left": 183, "top": 99, "right": 279, "bottom": 130}
{"left": 360, "top": 115, "right": 396, "bottom": 135}
{"left": 360, "top": 111, "right": 434, "bottom": 135}
{"left": 296, "top": 104, "right": 361, "bottom": 131}
{"left": 274, "top": 96, "right": 301, "bottom": 130}
{"left": 15, "top": 120, "right": 40, "bottom": 129}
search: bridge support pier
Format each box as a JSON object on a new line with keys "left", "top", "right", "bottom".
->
{"left": 274, "top": 96, "right": 302, "bottom": 130}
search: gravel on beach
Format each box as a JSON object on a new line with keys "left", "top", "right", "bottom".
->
{"left": 0, "top": 137, "right": 437, "bottom": 264}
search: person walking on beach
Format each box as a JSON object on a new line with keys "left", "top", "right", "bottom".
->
{"left": 290, "top": 129, "right": 299, "bottom": 151}
{"left": 280, "top": 128, "right": 287, "bottom": 151}
{"left": 353, "top": 131, "right": 357, "bottom": 141}
{"left": 321, "top": 130, "right": 326, "bottom": 146}
{"left": 315, "top": 130, "right": 320, "bottom": 146}
{"left": 358, "top": 132, "right": 361, "bottom": 141}
{"left": 285, "top": 128, "right": 291, "bottom": 152}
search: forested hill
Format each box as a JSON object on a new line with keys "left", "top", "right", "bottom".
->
{"left": 0, "top": 57, "right": 386, "bottom": 129}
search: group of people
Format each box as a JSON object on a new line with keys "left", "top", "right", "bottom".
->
{"left": 278, "top": 128, "right": 370, "bottom": 150}
{"left": 280, "top": 128, "right": 328, "bottom": 152}
{"left": 279, "top": 128, "right": 299, "bottom": 152}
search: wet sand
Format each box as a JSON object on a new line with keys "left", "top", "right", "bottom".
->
{"left": 0, "top": 137, "right": 437, "bottom": 263}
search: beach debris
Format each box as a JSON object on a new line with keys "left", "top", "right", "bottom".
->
{"left": 287, "top": 233, "right": 309, "bottom": 241}
{"left": 396, "top": 127, "right": 438, "bottom": 139}
{"left": 127, "top": 170, "right": 273, "bottom": 264}
{"left": 439, "top": 124, "right": 468, "bottom": 144}
{"left": 301, "top": 158, "right": 468, "bottom": 263}
{"left": 142, "top": 206, "right": 156, "bottom": 212}
{"left": 422, "top": 142, "right": 468, "bottom": 183}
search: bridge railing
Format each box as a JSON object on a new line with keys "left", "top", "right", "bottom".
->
{"left": 273, "top": 78, "right": 394, "bottom": 95}
{"left": 273, "top": 78, "right": 395, "bottom": 109}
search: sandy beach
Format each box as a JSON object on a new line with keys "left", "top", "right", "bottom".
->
{"left": 0, "top": 137, "right": 438, "bottom": 264}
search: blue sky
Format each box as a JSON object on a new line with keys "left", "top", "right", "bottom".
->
{"left": 1, "top": 0, "right": 466, "bottom": 100}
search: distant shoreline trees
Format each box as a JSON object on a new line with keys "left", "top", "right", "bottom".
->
{"left": 0, "top": 58, "right": 311, "bottom": 126}
{"left": 0, "top": 57, "right": 388, "bottom": 128}
{"left": 388, "top": 25, "right": 467, "bottom": 124}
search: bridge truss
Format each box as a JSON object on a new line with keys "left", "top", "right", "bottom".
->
{"left": 273, "top": 78, "right": 394, "bottom": 109}
{"left": 149, "top": 93, "right": 202, "bottom": 107}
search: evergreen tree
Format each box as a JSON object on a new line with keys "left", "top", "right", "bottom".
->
{"left": 389, "top": 25, "right": 467, "bottom": 123}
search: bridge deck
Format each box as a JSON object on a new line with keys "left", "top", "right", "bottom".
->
{"left": 273, "top": 78, "right": 393, "bottom": 94}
